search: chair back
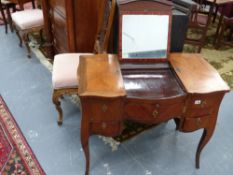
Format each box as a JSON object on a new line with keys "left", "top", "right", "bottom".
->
{"left": 94, "top": 0, "right": 116, "bottom": 54}
{"left": 192, "top": 0, "right": 216, "bottom": 26}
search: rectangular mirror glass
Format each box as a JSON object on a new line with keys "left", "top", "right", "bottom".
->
{"left": 122, "top": 14, "right": 170, "bottom": 60}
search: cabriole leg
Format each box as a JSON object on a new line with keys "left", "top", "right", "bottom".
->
{"left": 23, "top": 33, "right": 31, "bottom": 58}
{"left": 196, "top": 117, "right": 217, "bottom": 169}
{"left": 52, "top": 92, "right": 63, "bottom": 125}
{"left": 81, "top": 120, "right": 90, "bottom": 175}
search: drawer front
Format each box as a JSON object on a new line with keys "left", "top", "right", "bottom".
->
{"left": 89, "top": 98, "right": 124, "bottom": 122}
{"left": 181, "top": 116, "right": 210, "bottom": 132}
{"left": 186, "top": 107, "right": 214, "bottom": 118}
{"left": 90, "top": 122, "right": 123, "bottom": 137}
{"left": 187, "top": 95, "right": 217, "bottom": 109}
{"left": 185, "top": 94, "right": 222, "bottom": 118}
{"left": 125, "top": 101, "right": 183, "bottom": 123}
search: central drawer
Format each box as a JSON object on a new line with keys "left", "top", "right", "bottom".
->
{"left": 124, "top": 98, "right": 185, "bottom": 123}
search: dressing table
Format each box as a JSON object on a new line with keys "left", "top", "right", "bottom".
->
{"left": 77, "top": 1, "right": 230, "bottom": 174}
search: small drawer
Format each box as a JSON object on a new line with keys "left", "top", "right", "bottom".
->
{"left": 89, "top": 98, "right": 124, "bottom": 122}
{"left": 188, "top": 95, "right": 216, "bottom": 109}
{"left": 90, "top": 122, "right": 123, "bottom": 137}
{"left": 181, "top": 116, "right": 210, "bottom": 132}
{"left": 186, "top": 107, "right": 214, "bottom": 118}
{"left": 125, "top": 101, "right": 183, "bottom": 123}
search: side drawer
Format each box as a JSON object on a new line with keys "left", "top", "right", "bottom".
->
{"left": 186, "top": 107, "right": 214, "bottom": 118}
{"left": 181, "top": 116, "right": 210, "bottom": 132}
{"left": 188, "top": 95, "right": 215, "bottom": 108}
{"left": 89, "top": 98, "right": 124, "bottom": 122}
{"left": 90, "top": 122, "right": 123, "bottom": 137}
{"left": 185, "top": 93, "right": 223, "bottom": 118}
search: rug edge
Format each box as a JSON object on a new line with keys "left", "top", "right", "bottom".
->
{"left": 0, "top": 95, "right": 46, "bottom": 175}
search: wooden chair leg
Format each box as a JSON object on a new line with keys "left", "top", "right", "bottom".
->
{"left": 23, "top": 33, "right": 31, "bottom": 58}
{"left": 212, "top": 5, "right": 219, "bottom": 23}
{"left": 0, "top": 6, "right": 8, "bottom": 34}
{"left": 215, "top": 19, "right": 227, "bottom": 49}
{"left": 52, "top": 91, "right": 63, "bottom": 126}
{"left": 197, "top": 45, "right": 202, "bottom": 53}
{"left": 15, "top": 28, "right": 23, "bottom": 47}
{"left": 32, "top": 0, "right": 36, "bottom": 9}
{"left": 214, "top": 12, "right": 224, "bottom": 44}
{"left": 39, "top": 29, "right": 43, "bottom": 44}
{"left": 228, "top": 27, "right": 233, "bottom": 41}
{"left": 12, "top": 4, "right": 16, "bottom": 12}
{"left": 5, "top": 6, "right": 13, "bottom": 33}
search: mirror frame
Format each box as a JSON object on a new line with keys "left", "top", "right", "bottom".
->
{"left": 119, "top": 11, "right": 172, "bottom": 62}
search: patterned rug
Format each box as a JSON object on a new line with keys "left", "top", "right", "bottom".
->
{"left": 0, "top": 96, "right": 45, "bottom": 175}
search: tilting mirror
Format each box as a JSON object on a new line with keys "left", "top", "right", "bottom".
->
{"left": 120, "top": 13, "right": 171, "bottom": 61}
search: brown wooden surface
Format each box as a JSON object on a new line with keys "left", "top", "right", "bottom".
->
{"left": 169, "top": 53, "right": 230, "bottom": 93}
{"left": 42, "top": 0, "right": 109, "bottom": 58}
{"left": 78, "top": 54, "right": 126, "bottom": 97}
{"left": 78, "top": 53, "right": 229, "bottom": 174}
{"left": 9, "top": 0, "right": 33, "bottom": 9}
{"left": 118, "top": 0, "right": 172, "bottom": 62}
{"left": 122, "top": 68, "right": 186, "bottom": 99}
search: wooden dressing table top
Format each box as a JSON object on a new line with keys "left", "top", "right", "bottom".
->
{"left": 78, "top": 53, "right": 230, "bottom": 175}
{"left": 78, "top": 54, "right": 126, "bottom": 97}
{"left": 169, "top": 53, "right": 230, "bottom": 94}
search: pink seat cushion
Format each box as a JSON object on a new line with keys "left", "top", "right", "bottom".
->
{"left": 11, "top": 9, "right": 44, "bottom": 30}
{"left": 52, "top": 53, "right": 93, "bottom": 89}
{"left": 196, "top": 14, "right": 208, "bottom": 26}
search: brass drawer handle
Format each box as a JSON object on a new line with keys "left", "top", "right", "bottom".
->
{"left": 102, "top": 122, "right": 107, "bottom": 129}
{"left": 102, "top": 104, "right": 108, "bottom": 112}
{"left": 152, "top": 110, "right": 159, "bottom": 118}
{"left": 201, "top": 100, "right": 207, "bottom": 108}
{"left": 196, "top": 118, "right": 201, "bottom": 127}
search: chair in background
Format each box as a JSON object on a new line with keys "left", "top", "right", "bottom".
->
{"left": 11, "top": 8, "right": 44, "bottom": 57}
{"left": 213, "top": 3, "right": 233, "bottom": 44}
{"left": 185, "top": 0, "right": 216, "bottom": 52}
{"left": 0, "top": 0, "right": 16, "bottom": 33}
{"left": 215, "top": 17, "right": 233, "bottom": 48}
{"left": 52, "top": 0, "right": 116, "bottom": 125}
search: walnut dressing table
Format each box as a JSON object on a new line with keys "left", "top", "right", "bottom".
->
{"left": 78, "top": 53, "right": 229, "bottom": 175}
{"left": 77, "top": 1, "right": 230, "bottom": 174}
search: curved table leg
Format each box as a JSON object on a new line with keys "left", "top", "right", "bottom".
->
{"left": 81, "top": 118, "right": 90, "bottom": 175}
{"left": 173, "top": 118, "right": 180, "bottom": 130}
{"left": 196, "top": 116, "right": 217, "bottom": 169}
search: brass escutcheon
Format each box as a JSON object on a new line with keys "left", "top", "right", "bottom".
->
{"left": 102, "top": 104, "right": 108, "bottom": 112}
{"left": 152, "top": 110, "right": 159, "bottom": 118}
{"left": 196, "top": 118, "right": 201, "bottom": 127}
{"left": 102, "top": 122, "right": 107, "bottom": 129}
{"left": 201, "top": 100, "right": 207, "bottom": 108}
